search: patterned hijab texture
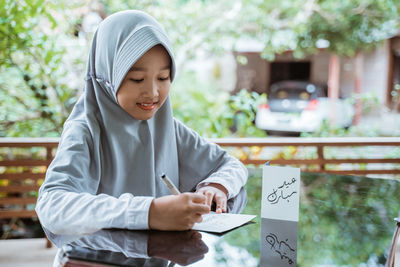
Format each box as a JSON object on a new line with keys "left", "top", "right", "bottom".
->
{"left": 44, "top": 10, "right": 180, "bottom": 197}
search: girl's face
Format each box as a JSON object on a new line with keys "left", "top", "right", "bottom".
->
{"left": 117, "top": 45, "right": 171, "bottom": 120}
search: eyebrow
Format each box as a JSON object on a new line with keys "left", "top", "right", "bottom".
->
{"left": 130, "top": 66, "right": 170, "bottom": 72}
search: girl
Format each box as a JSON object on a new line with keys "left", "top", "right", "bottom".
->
{"left": 36, "top": 10, "right": 247, "bottom": 234}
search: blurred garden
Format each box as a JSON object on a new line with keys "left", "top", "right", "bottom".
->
{"left": 1, "top": 0, "right": 400, "bottom": 138}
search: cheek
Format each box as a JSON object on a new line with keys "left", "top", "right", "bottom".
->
{"left": 117, "top": 92, "right": 128, "bottom": 107}
{"left": 159, "top": 83, "right": 171, "bottom": 99}
{"left": 117, "top": 89, "right": 138, "bottom": 109}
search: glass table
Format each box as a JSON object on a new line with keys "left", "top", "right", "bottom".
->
{"left": 50, "top": 170, "right": 400, "bottom": 266}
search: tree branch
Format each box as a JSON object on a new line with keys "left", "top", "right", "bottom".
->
{"left": 0, "top": 84, "right": 32, "bottom": 111}
{"left": 0, "top": 114, "right": 41, "bottom": 128}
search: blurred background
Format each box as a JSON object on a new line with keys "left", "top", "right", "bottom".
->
{"left": 1, "top": 2, "right": 400, "bottom": 266}
{"left": 1, "top": 0, "right": 400, "bottom": 139}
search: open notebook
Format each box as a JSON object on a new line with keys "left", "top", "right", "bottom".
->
{"left": 192, "top": 212, "right": 256, "bottom": 233}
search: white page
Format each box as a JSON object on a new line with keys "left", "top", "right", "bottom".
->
{"left": 192, "top": 212, "right": 256, "bottom": 233}
{"left": 261, "top": 165, "right": 300, "bottom": 222}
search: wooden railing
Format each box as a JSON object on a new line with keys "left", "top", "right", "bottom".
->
{"left": 0, "top": 137, "right": 399, "bottom": 219}
{"left": 0, "top": 137, "right": 399, "bottom": 180}
{"left": 210, "top": 137, "right": 400, "bottom": 176}
{"left": 0, "top": 138, "right": 58, "bottom": 220}
{"left": 0, "top": 138, "right": 58, "bottom": 246}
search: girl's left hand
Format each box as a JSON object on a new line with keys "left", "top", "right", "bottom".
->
{"left": 196, "top": 183, "right": 228, "bottom": 213}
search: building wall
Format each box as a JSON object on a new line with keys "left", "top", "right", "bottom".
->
{"left": 232, "top": 51, "right": 268, "bottom": 94}
{"left": 234, "top": 42, "right": 389, "bottom": 103}
{"left": 362, "top": 41, "right": 389, "bottom": 103}
{"left": 339, "top": 41, "right": 389, "bottom": 101}
{"left": 234, "top": 51, "right": 331, "bottom": 95}
{"left": 310, "top": 51, "right": 330, "bottom": 85}
{"left": 339, "top": 57, "right": 355, "bottom": 98}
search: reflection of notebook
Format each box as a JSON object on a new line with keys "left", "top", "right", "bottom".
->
{"left": 192, "top": 212, "right": 256, "bottom": 233}
{"left": 62, "top": 245, "right": 163, "bottom": 267}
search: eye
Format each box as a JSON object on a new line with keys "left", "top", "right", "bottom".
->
{"left": 129, "top": 78, "right": 144, "bottom": 83}
{"left": 158, "top": 76, "right": 170, "bottom": 81}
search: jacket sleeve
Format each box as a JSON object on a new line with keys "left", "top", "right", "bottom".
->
{"left": 174, "top": 119, "right": 248, "bottom": 199}
{"left": 36, "top": 123, "right": 153, "bottom": 235}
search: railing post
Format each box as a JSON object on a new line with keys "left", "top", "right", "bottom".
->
{"left": 317, "top": 145, "right": 325, "bottom": 171}
{"left": 46, "top": 147, "right": 52, "bottom": 161}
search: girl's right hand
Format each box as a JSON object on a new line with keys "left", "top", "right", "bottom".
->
{"left": 148, "top": 193, "right": 210, "bottom": 231}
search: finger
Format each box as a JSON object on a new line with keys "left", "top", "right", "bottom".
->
{"left": 188, "top": 230, "right": 202, "bottom": 239}
{"left": 221, "top": 199, "right": 227, "bottom": 213}
{"left": 215, "top": 195, "right": 227, "bottom": 214}
{"left": 190, "top": 193, "right": 206, "bottom": 203}
{"left": 220, "top": 195, "right": 227, "bottom": 213}
{"left": 192, "top": 203, "right": 211, "bottom": 214}
{"left": 205, "top": 190, "right": 214, "bottom": 207}
{"left": 194, "top": 214, "right": 203, "bottom": 223}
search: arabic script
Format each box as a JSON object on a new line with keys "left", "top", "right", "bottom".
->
{"left": 267, "top": 177, "right": 297, "bottom": 204}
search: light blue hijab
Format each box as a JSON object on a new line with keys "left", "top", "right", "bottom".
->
{"left": 40, "top": 10, "right": 182, "bottom": 197}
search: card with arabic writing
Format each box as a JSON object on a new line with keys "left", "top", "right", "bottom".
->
{"left": 261, "top": 165, "right": 300, "bottom": 222}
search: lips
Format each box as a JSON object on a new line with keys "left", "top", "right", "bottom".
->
{"left": 137, "top": 102, "right": 158, "bottom": 111}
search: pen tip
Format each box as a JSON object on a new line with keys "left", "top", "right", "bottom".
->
{"left": 161, "top": 173, "right": 166, "bottom": 178}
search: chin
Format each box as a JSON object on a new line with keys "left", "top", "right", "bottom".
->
{"left": 140, "top": 116, "right": 153, "bottom": 121}
{"left": 131, "top": 112, "right": 156, "bottom": 121}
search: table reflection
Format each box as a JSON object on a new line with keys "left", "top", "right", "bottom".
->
{"left": 60, "top": 229, "right": 208, "bottom": 266}
{"left": 46, "top": 171, "right": 400, "bottom": 266}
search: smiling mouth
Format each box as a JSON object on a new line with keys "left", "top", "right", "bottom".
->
{"left": 137, "top": 102, "right": 159, "bottom": 111}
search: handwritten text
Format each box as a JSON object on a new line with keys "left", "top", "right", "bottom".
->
{"left": 267, "top": 178, "right": 297, "bottom": 205}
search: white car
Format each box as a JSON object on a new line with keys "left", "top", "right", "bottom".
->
{"left": 255, "top": 81, "right": 354, "bottom": 134}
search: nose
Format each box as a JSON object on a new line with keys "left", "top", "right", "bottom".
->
{"left": 151, "top": 80, "right": 159, "bottom": 97}
{"left": 141, "top": 80, "right": 159, "bottom": 98}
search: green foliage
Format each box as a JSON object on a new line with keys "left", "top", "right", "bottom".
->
{"left": 2, "top": 0, "right": 399, "bottom": 137}
{"left": 0, "top": 0, "right": 82, "bottom": 137}
{"left": 229, "top": 89, "right": 267, "bottom": 137}
{"left": 171, "top": 72, "right": 267, "bottom": 137}
{"left": 170, "top": 71, "right": 233, "bottom": 138}
{"left": 240, "top": 0, "right": 400, "bottom": 59}
{"left": 348, "top": 91, "right": 380, "bottom": 114}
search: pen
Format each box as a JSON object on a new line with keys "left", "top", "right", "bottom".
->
{"left": 161, "top": 173, "right": 181, "bottom": 195}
